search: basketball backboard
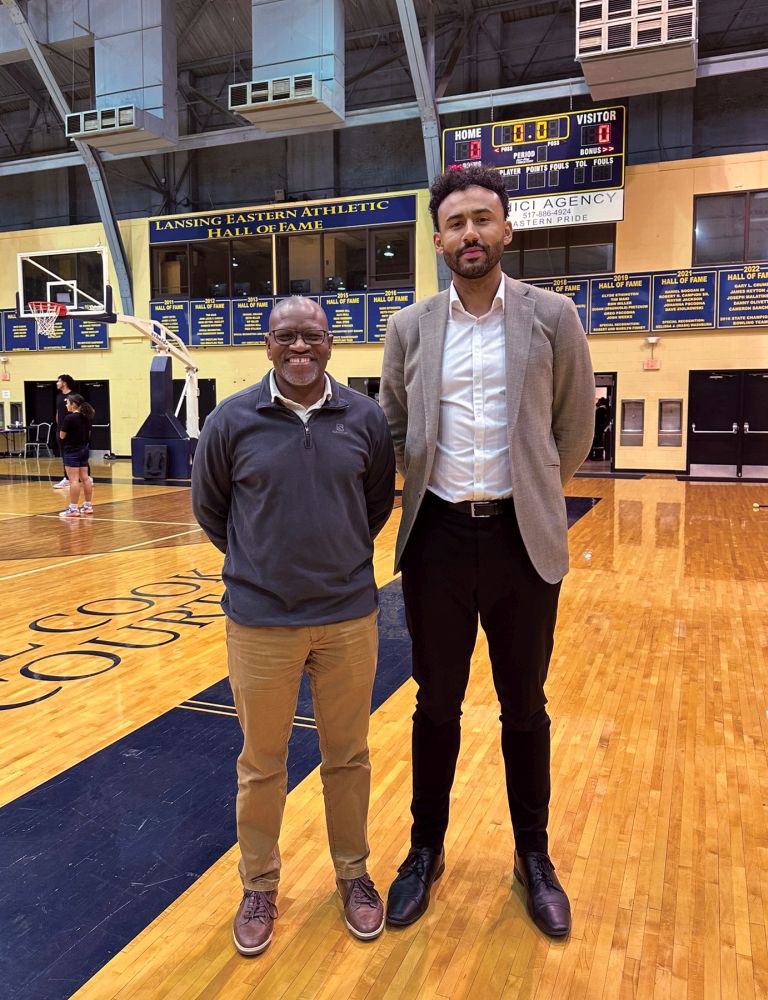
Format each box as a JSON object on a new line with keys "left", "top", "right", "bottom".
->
{"left": 17, "top": 246, "right": 110, "bottom": 318}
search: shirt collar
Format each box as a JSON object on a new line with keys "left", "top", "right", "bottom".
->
{"left": 449, "top": 274, "right": 506, "bottom": 317}
{"left": 269, "top": 369, "right": 332, "bottom": 409}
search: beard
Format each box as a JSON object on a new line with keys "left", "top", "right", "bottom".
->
{"left": 441, "top": 240, "right": 505, "bottom": 279}
{"left": 276, "top": 356, "right": 323, "bottom": 388}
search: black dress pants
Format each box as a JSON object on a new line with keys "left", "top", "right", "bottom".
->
{"left": 400, "top": 491, "right": 562, "bottom": 856}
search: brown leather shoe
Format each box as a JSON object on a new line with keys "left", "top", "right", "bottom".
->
{"left": 336, "top": 874, "right": 385, "bottom": 940}
{"left": 232, "top": 889, "right": 278, "bottom": 956}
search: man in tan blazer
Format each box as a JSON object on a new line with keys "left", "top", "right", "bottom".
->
{"left": 380, "top": 165, "right": 594, "bottom": 937}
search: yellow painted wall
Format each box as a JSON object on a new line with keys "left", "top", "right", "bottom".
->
{"left": 595, "top": 152, "right": 768, "bottom": 471}
{"left": 2, "top": 158, "right": 766, "bottom": 469}
{"left": 0, "top": 189, "right": 436, "bottom": 456}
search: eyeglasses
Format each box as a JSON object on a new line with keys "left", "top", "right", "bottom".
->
{"left": 269, "top": 328, "right": 328, "bottom": 346}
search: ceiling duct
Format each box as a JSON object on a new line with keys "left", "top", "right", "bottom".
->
{"left": 576, "top": 0, "right": 698, "bottom": 99}
{"left": 68, "top": 0, "right": 178, "bottom": 152}
{"left": 229, "top": 0, "right": 344, "bottom": 130}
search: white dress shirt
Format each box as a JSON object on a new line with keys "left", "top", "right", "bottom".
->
{"left": 428, "top": 277, "right": 513, "bottom": 502}
{"left": 270, "top": 370, "right": 332, "bottom": 424}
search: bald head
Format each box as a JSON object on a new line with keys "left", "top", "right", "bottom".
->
{"left": 268, "top": 295, "right": 327, "bottom": 332}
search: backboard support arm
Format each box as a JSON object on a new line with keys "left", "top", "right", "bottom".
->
{"left": 117, "top": 314, "right": 200, "bottom": 439}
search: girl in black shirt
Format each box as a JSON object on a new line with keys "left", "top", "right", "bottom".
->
{"left": 58, "top": 394, "right": 95, "bottom": 518}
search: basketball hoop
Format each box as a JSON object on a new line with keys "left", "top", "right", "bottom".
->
{"left": 29, "top": 301, "right": 67, "bottom": 337}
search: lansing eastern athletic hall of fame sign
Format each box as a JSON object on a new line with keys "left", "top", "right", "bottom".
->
{"left": 442, "top": 106, "right": 626, "bottom": 229}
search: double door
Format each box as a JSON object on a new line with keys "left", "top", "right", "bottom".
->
{"left": 688, "top": 369, "right": 768, "bottom": 478}
{"left": 24, "top": 380, "right": 111, "bottom": 454}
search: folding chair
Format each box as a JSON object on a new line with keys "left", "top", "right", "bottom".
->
{"left": 23, "top": 422, "right": 53, "bottom": 458}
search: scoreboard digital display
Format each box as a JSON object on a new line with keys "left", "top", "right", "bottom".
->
{"left": 442, "top": 106, "right": 626, "bottom": 203}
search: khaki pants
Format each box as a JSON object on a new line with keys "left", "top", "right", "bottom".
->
{"left": 226, "top": 611, "right": 379, "bottom": 891}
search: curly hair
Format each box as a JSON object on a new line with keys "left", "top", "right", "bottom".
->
{"left": 428, "top": 165, "right": 509, "bottom": 230}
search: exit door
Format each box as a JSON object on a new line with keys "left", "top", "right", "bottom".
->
{"left": 80, "top": 381, "right": 111, "bottom": 452}
{"left": 688, "top": 369, "right": 768, "bottom": 478}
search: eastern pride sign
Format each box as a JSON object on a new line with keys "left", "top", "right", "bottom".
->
{"left": 509, "top": 190, "right": 624, "bottom": 229}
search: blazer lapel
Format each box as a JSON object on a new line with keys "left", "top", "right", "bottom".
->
{"left": 418, "top": 292, "right": 449, "bottom": 449}
{"left": 504, "top": 277, "right": 534, "bottom": 433}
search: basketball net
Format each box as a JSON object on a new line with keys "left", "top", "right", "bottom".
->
{"left": 29, "top": 301, "right": 67, "bottom": 338}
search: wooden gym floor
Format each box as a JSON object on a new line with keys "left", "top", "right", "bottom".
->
{"left": 1, "top": 457, "right": 767, "bottom": 1000}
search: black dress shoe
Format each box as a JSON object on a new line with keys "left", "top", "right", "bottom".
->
{"left": 386, "top": 847, "right": 445, "bottom": 927}
{"left": 513, "top": 850, "right": 571, "bottom": 938}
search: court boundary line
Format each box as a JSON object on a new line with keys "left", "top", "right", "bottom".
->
{"left": 0, "top": 528, "right": 203, "bottom": 582}
{"left": 34, "top": 514, "right": 199, "bottom": 526}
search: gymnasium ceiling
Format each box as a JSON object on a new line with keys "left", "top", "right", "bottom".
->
{"left": 0, "top": 0, "right": 767, "bottom": 166}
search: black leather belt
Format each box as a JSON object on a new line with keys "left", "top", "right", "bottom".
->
{"left": 428, "top": 493, "right": 514, "bottom": 518}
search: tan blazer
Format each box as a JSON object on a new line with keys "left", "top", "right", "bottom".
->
{"left": 379, "top": 275, "right": 595, "bottom": 584}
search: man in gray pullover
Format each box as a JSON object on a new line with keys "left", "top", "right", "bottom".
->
{"left": 192, "top": 296, "right": 395, "bottom": 956}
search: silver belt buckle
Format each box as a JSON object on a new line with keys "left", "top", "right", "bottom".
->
{"left": 470, "top": 501, "right": 494, "bottom": 518}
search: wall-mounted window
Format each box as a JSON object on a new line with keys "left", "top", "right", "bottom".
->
{"left": 502, "top": 223, "right": 615, "bottom": 280}
{"left": 151, "top": 238, "right": 272, "bottom": 298}
{"left": 231, "top": 239, "right": 273, "bottom": 297}
{"left": 620, "top": 399, "right": 644, "bottom": 447}
{"left": 151, "top": 226, "right": 415, "bottom": 300}
{"left": 658, "top": 399, "right": 683, "bottom": 447}
{"left": 370, "top": 227, "right": 414, "bottom": 287}
{"left": 190, "top": 242, "right": 231, "bottom": 298}
{"left": 153, "top": 244, "right": 189, "bottom": 297}
{"left": 693, "top": 190, "right": 768, "bottom": 266}
{"left": 275, "top": 225, "right": 413, "bottom": 295}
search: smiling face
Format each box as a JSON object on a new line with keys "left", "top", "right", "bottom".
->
{"left": 265, "top": 298, "right": 332, "bottom": 402}
{"left": 434, "top": 184, "right": 513, "bottom": 281}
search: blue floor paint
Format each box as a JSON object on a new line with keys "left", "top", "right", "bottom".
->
{"left": 565, "top": 495, "right": 600, "bottom": 527}
{"left": 0, "top": 580, "right": 413, "bottom": 1000}
{"left": 0, "top": 497, "right": 596, "bottom": 1000}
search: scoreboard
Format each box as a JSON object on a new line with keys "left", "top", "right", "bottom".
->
{"left": 442, "top": 106, "right": 626, "bottom": 228}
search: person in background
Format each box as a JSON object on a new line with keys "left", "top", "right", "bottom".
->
{"left": 380, "top": 164, "right": 595, "bottom": 938}
{"left": 58, "top": 394, "right": 95, "bottom": 518}
{"left": 592, "top": 397, "right": 610, "bottom": 461}
{"left": 192, "top": 296, "right": 395, "bottom": 956}
{"left": 53, "top": 374, "right": 74, "bottom": 488}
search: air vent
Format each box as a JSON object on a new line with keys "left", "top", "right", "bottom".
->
{"left": 228, "top": 74, "right": 318, "bottom": 113}
{"left": 294, "top": 74, "right": 315, "bottom": 98}
{"left": 668, "top": 13, "right": 694, "bottom": 39}
{"left": 576, "top": 0, "right": 698, "bottom": 97}
{"left": 579, "top": 28, "right": 604, "bottom": 52}
{"left": 271, "top": 77, "right": 291, "bottom": 100}
{"left": 579, "top": 3, "right": 603, "bottom": 21}
{"left": 229, "top": 83, "right": 249, "bottom": 107}
{"left": 607, "top": 0, "right": 631, "bottom": 17}
{"left": 607, "top": 23, "right": 633, "bottom": 48}
{"left": 66, "top": 106, "right": 138, "bottom": 138}
{"left": 250, "top": 82, "right": 270, "bottom": 104}
{"left": 64, "top": 105, "right": 174, "bottom": 151}
{"left": 638, "top": 20, "right": 663, "bottom": 45}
